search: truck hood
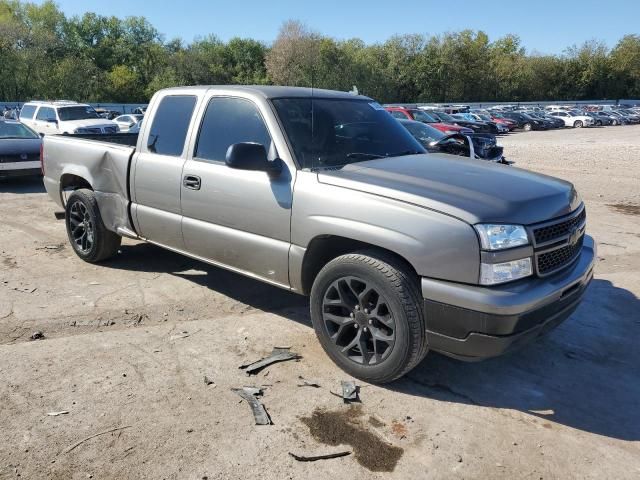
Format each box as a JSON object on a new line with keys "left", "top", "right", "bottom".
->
{"left": 318, "top": 154, "right": 581, "bottom": 225}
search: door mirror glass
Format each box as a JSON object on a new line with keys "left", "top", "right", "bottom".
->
{"left": 226, "top": 142, "right": 282, "bottom": 175}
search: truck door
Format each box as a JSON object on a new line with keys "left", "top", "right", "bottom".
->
{"left": 131, "top": 94, "right": 198, "bottom": 250}
{"left": 34, "top": 106, "right": 59, "bottom": 135}
{"left": 180, "top": 95, "right": 293, "bottom": 288}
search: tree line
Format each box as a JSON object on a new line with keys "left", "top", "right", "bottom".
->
{"left": 1, "top": 1, "right": 639, "bottom": 104}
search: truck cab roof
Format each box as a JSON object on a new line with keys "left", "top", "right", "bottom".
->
{"left": 156, "top": 85, "right": 373, "bottom": 101}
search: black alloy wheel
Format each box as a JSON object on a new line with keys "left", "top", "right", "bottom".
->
{"left": 68, "top": 199, "right": 94, "bottom": 253}
{"left": 322, "top": 275, "right": 396, "bottom": 365}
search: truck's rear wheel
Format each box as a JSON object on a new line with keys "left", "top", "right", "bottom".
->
{"left": 65, "top": 189, "right": 121, "bottom": 263}
{"left": 310, "top": 251, "right": 427, "bottom": 384}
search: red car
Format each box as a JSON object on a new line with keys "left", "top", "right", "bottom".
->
{"left": 489, "top": 113, "right": 518, "bottom": 131}
{"left": 385, "top": 107, "right": 473, "bottom": 135}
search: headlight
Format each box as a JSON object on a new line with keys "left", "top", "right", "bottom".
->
{"left": 475, "top": 224, "right": 529, "bottom": 250}
{"left": 480, "top": 258, "right": 532, "bottom": 285}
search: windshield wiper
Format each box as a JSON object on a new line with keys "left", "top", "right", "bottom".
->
{"left": 388, "top": 150, "right": 423, "bottom": 157}
{"left": 345, "top": 152, "right": 386, "bottom": 160}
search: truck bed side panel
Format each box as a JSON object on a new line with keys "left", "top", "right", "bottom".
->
{"left": 43, "top": 135, "right": 136, "bottom": 233}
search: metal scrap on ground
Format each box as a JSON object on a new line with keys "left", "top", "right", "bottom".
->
{"left": 47, "top": 411, "right": 69, "bottom": 416}
{"left": 239, "top": 347, "right": 301, "bottom": 375}
{"left": 297, "top": 376, "right": 321, "bottom": 388}
{"left": 289, "top": 451, "right": 352, "bottom": 462}
{"left": 330, "top": 380, "right": 360, "bottom": 403}
{"left": 30, "top": 331, "right": 45, "bottom": 341}
{"left": 231, "top": 387, "right": 272, "bottom": 425}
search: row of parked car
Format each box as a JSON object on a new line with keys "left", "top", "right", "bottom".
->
{"left": 1, "top": 101, "right": 147, "bottom": 179}
{"left": 383, "top": 103, "right": 640, "bottom": 163}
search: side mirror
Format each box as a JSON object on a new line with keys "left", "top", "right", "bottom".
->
{"left": 225, "top": 142, "right": 282, "bottom": 175}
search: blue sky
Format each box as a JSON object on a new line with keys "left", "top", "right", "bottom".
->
{"left": 40, "top": 0, "right": 639, "bottom": 54}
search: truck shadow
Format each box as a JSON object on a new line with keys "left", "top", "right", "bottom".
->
{"left": 391, "top": 279, "right": 640, "bottom": 441}
{"left": 104, "top": 245, "right": 638, "bottom": 441}
{"left": 105, "top": 242, "right": 310, "bottom": 325}
{"left": 0, "top": 176, "right": 46, "bottom": 194}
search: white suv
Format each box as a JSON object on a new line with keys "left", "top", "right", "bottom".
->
{"left": 19, "top": 101, "right": 119, "bottom": 135}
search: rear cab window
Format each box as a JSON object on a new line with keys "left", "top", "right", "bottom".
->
{"left": 147, "top": 95, "right": 197, "bottom": 156}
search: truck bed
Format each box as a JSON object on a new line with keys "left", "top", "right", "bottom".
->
{"left": 42, "top": 133, "right": 138, "bottom": 234}
{"left": 66, "top": 132, "right": 139, "bottom": 147}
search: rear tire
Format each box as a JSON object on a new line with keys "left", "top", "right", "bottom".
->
{"left": 65, "top": 189, "right": 121, "bottom": 263}
{"left": 574, "top": 120, "right": 583, "bottom": 128}
{"left": 310, "top": 250, "right": 428, "bottom": 384}
{"left": 523, "top": 123, "right": 532, "bottom": 131}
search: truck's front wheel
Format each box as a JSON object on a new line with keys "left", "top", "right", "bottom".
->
{"left": 310, "top": 251, "right": 428, "bottom": 384}
{"left": 65, "top": 189, "right": 121, "bottom": 263}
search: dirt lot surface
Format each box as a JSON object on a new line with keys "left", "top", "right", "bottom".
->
{"left": 1, "top": 126, "right": 639, "bottom": 479}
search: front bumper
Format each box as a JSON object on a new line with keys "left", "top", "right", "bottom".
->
{"left": 422, "top": 235, "right": 596, "bottom": 360}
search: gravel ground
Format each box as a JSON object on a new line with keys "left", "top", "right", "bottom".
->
{"left": 1, "top": 125, "right": 639, "bottom": 479}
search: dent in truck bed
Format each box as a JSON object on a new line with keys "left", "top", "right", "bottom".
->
{"left": 42, "top": 133, "right": 136, "bottom": 234}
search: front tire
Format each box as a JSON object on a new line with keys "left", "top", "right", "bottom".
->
{"left": 65, "top": 189, "right": 121, "bottom": 263}
{"left": 310, "top": 251, "right": 428, "bottom": 384}
{"left": 523, "top": 123, "right": 532, "bottom": 131}
{"left": 574, "top": 120, "right": 583, "bottom": 128}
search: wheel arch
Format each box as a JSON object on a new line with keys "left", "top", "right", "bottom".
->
{"left": 299, "top": 235, "right": 419, "bottom": 296}
{"left": 59, "top": 172, "right": 94, "bottom": 207}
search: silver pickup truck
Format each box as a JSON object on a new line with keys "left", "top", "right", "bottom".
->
{"left": 42, "top": 86, "right": 595, "bottom": 383}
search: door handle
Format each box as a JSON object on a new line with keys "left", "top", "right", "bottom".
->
{"left": 183, "top": 175, "right": 201, "bottom": 190}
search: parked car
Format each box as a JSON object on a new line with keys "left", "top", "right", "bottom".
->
{"left": 113, "top": 114, "right": 144, "bottom": 132}
{"left": 593, "top": 112, "right": 620, "bottom": 125}
{"left": 584, "top": 112, "right": 611, "bottom": 126}
{"left": 500, "top": 112, "right": 547, "bottom": 131}
{"left": 467, "top": 113, "right": 509, "bottom": 134}
{"left": 0, "top": 119, "right": 42, "bottom": 178}
{"left": 128, "top": 119, "right": 143, "bottom": 134}
{"left": 42, "top": 86, "right": 595, "bottom": 384}
{"left": 523, "top": 112, "right": 560, "bottom": 129}
{"left": 618, "top": 109, "right": 640, "bottom": 124}
{"left": 547, "top": 110, "right": 595, "bottom": 128}
{"left": 20, "top": 101, "right": 119, "bottom": 135}
{"left": 487, "top": 113, "right": 519, "bottom": 131}
{"left": 607, "top": 111, "right": 631, "bottom": 125}
{"left": 385, "top": 107, "right": 473, "bottom": 135}
{"left": 426, "top": 110, "right": 496, "bottom": 134}
{"left": 398, "top": 119, "right": 506, "bottom": 162}
{"left": 450, "top": 113, "right": 500, "bottom": 134}
{"left": 132, "top": 107, "right": 147, "bottom": 115}
{"left": 95, "top": 108, "right": 122, "bottom": 120}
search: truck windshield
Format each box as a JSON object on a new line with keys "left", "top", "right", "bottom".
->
{"left": 58, "top": 106, "right": 101, "bottom": 121}
{"left": 271, "top": 98, "right": 424, "bottom": 170}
